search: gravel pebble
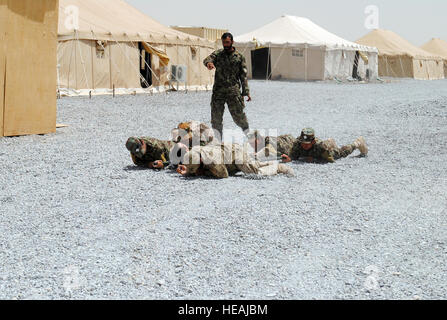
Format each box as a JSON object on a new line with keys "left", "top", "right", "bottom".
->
{"left": 0, "top": 79, "right": 446, "bottom": 299}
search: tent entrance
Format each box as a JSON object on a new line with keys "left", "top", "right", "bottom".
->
{"left": 251, "top": 48, "right": 271, "bottom": 80}
{"left": 139, "top": 42, "right": 152, "bottom": 88}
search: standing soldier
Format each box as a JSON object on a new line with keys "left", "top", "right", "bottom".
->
{"left": 204, "top": 33, "right": 251, "bottom": 139}
{"left": 281, "top": 128, "right": 368, "bottom": 164}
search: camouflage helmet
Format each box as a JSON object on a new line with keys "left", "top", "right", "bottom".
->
{"left": 126, "top": 137, "right": 147, "bottom": 157}
{"left": 299, "top": 128, "right": 316, "bottom": 144}
{"left": 126, "top": 137, "right": 141, "bottom": 153}
{"left": 178, "top": 121, "right": 193, "bottom": 133}
{"left": 175, "top": 121, "right": 214, "bottom": 145}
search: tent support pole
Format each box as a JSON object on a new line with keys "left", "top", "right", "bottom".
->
{"left": 109, "top": 34, "right": 153, "bottom": 89}
{"left": 91, "top": 40, "right": 95, "bottom": 89}
{"left": 75, "top": 30, "right": 91, "bottom": 90}
{"left": 305, "top": 44, "right": 308, "bottom": 82}
{"left": 266, "top": 44, "right": 271, "bottom": 81}
{"left": 67, "top": 37, "right": 77, "bottom": 90}
{"left": 125, "top": 35, "right": 162, "bottom": 83}
{"left": 269, "top": 45, "right": 287, "bottom": 80}
{"left": 92, "top": 30, "right": 151, "bottom": 91}
{"left": 399, "top": 56, "right": 405, "bottom": 78}
{"left": 174, "top": 44, "right": 211, "bottom": 90}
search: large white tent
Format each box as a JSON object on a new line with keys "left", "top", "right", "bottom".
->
{"left": 57, "top": 0, "right": 216, "bottom": 95}
{"left": 421, "top": 38, "right": 447, "bottom": 77}
{"left": 234, "top": 15, "right": 378, "bottom": 81}
{"left": 357, "top": 30, "right": 444, "bottom": 80}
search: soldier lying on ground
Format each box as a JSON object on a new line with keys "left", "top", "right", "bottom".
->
{"left": 171, "top": 121, "right": 215, "bottom": 148}
{"left": 246, "top": 130, "right": 296, "bottom": 159}
{"left": 126, "top": 121, "right": 215, "bottom": 170}
{"left": 281, "top": 128, "right": 368, "bottom": 164}
{"left": 125, "top": 137, "right": 173, "bottom": 169}
{"left": 176, "top": 143, "right": 295, "bottom": 179}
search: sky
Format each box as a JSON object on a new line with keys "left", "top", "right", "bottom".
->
{"left": 127, "top": 0, "right": 447, "bottom": 46}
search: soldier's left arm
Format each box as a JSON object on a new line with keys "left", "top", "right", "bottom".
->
{"left": 239, "top": 54, "right": 250, "bottom": 97}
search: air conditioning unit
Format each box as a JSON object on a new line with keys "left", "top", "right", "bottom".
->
{"left": 171, "top": 65, "right": 187, "bottom": 82}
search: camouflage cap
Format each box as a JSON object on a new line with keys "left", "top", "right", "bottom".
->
{"left": 299, "top": 128, "right": 316, "bottom": 144}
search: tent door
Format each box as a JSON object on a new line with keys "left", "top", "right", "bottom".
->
{"left": 251, "top": 48, "right": 271, "bottom": 80}
{"left": 352, "top": 51, "right": 360, "bottom": 79}
{"left": 139, "top": 42, "right": 152, "bottom": 88}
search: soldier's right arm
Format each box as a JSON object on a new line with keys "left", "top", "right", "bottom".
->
{"left": 131, "top": 154, "right": 140, "bottom": 166}
{"left": 203, "top": 50, "right": 219, "bottom": 67}
{"left": 131, "top": 153, "right": 148, "bottom": 166}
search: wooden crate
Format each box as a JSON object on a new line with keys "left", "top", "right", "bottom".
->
{"left": 0, "top": 0, "right": 59, "bottom": 137}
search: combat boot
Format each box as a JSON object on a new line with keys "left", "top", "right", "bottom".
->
{"left": 353, "top": 136, "right": 368, "bottom": 156}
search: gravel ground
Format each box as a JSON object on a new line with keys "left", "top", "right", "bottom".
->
{"left": 0, "top": 79, "right": 446, "bottom": 300}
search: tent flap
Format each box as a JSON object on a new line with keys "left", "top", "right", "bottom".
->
{"left": 142, "top": 42, "right": 170, "bottom": 66}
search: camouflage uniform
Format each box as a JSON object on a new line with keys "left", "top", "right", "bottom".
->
{"left": 290, "top": 138, "right": 356, "bottom": 163}
{"left": 203, "top": 49, "right": 250, "bottom": 136}
{"left": 172, "top": 121, "right": 215, "bottom": 149}
{"left": 248, "top": 132, "right": 296, "bottom": 160}
{"left": 182, "top": 143, "right": 294, "bottom": 179}
{"left": 126, "top": 137, "right": 174, "bottom": 167}
{"left": 265, "top": 134, "right": 296, "bottom": 157}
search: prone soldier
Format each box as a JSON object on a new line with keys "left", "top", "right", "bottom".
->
{"left": 281, "top": 128, "right": 368, "bottom": 164}
{"left": 176, "top": 143, "right": 295, "bottom": 179}
{"left": 246, "top": 130, "right": 296, "bottom": 159}
{"left": 125, "top": 137, "right": 173, "bottom": 169}
{"left": 126, "top": 121, "right": 215, "bottom": 170}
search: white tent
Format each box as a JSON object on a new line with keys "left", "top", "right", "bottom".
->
{"left": 421, "top": 38, "right": 447, "bottom": 77}
{"left": 57, "top": 0, "right": 216, "bottom": 96}
{"left": 234, "top": 15, "right": 378, "bottom": 81}
{"left": 357, "top": 30, "right": 444, "bottom": 80}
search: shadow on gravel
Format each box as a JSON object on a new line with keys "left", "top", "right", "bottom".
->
{"left": 123, "top": 165, "right": 150, "bottom": 171}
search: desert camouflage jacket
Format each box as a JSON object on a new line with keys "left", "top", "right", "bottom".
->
{"left": 182, "top": 143, "right": 289, "bottom": 179}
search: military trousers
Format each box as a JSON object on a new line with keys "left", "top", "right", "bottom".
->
{"left": 211, "top": 90, "right": 250, "bottom": 138}
{"left": 331, "top": 144, "right": 356, "bottom": 160}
